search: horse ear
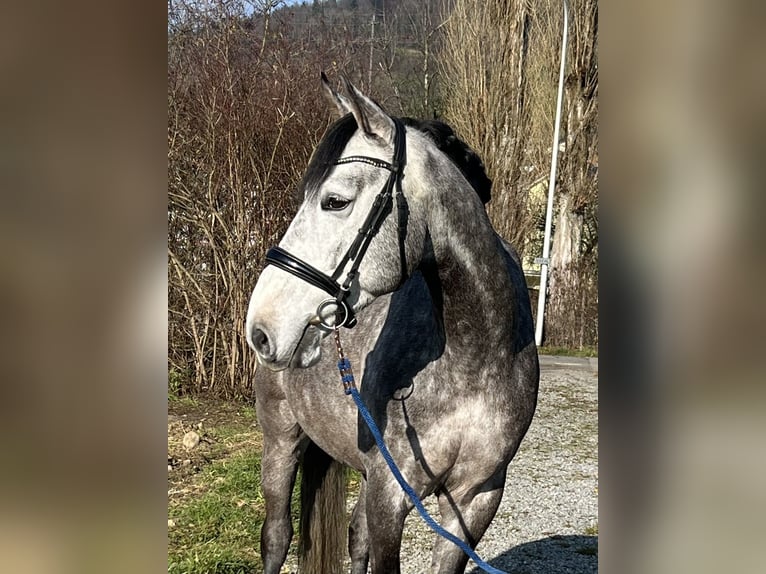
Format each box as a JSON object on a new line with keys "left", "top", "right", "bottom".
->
{"left": 321, "top": 71, "right": 354, "bottom": 119}
{"left": 339, "top": 75, "right": 395, "bottom": 144}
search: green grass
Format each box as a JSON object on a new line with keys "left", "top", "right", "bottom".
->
{"left": 168, "top": 446, "right": 352, "bottom": 574}
{"left": 168, "top": 395, "right": 304, "bottom": 574}
{"left": 166, "top": 399, "right": 377, "bottom": 573}
{"left": 538, "top": 345, "right": 598, "bottom": 358}
{"left": 168, "top": 451, "right": 268, "bottom": 574}
{"left": 168, "top": 395, "right": 199, "bottom": 409}
{"left": 167, "top": 547, "right": 254, "bottom": 574}
{"left": 206, "top": 407, "right": 258, "bottom": 441}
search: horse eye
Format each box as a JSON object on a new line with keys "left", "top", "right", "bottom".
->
{"left": 322, "top": 195, "right": 351, "bottom": 211}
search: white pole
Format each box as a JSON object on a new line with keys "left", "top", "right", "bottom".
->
{"left": 535, "top": 0, "right": 569, "bottom": 347}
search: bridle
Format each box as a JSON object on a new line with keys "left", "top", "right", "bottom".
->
{"left": 264, "top": 117, "right": 407, "bottom": 330}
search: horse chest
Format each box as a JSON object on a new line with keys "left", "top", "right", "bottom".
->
{"left": 280, "top": 352, "right": 519, "bottom": 475}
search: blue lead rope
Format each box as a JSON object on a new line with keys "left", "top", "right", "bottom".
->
{"left": 336, "top": 350, "right": 508, "bottom": 574}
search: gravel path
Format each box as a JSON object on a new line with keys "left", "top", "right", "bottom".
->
{"left": 397, "top": 361, "right": 599, "bottom": 574}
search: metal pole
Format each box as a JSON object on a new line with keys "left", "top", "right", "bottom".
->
{"left": 535, "top": 0, "right": 569, "bottom": 347}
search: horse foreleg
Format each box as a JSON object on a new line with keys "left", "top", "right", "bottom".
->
{"left": 259, "top": 424, "right": 303, "bottom": 574}
{"left": 348, "top": 478, "right": 369, "bottom": 574}
{"left": 430, "top": 472, "right": 506, "bottom": 574}
{"left": 365, "top": 467, "right": 412, "bottom": 574}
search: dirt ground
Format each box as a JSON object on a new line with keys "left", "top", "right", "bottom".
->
{"left": 167, "top": 398, "right": 262, "bottom": 501}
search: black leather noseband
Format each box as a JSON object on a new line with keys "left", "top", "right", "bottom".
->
{"left": 264, "top": 118, "right": 407, "bottom": 329}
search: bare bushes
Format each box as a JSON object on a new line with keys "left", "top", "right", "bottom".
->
{"left": 168, "top": 2, "right": 360, "bottom": 396}
{"left": 440, "top": 0, "right": 535, "bottom": 251}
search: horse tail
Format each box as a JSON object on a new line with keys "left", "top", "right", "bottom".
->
{"left": 298, "top": 440, "right": 346, "bottom": 574}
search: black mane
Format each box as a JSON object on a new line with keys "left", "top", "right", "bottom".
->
{"left": 299, "top": 114, "right": 492, "bottom": 205}
{"left": 401, "top": 117, "right": 492, "bottom": 205}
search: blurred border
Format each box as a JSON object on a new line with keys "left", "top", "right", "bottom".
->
{"left": 0, "top": 1, "right": 168, "bottom": 572}
{"left": 600, "top": 1, "right": 766, "bottom": 572}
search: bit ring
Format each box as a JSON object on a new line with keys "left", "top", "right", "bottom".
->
{"left": 316, "top": 298, "right": 350, "bottom": 329}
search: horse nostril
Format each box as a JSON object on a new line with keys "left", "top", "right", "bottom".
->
{"left": 251, "top": 326, "right": 274, "bottom": 361}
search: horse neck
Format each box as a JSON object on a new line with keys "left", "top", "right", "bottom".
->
{"left": 412, "top": 150, "right": 516, "bottom": 359}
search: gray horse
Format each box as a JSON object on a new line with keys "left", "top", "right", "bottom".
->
{"left": 246, "top": 75, "right": 539, "bottom": 574}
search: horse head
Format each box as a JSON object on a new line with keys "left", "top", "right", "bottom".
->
{"left": 246, "top": 75, "right": 429, "bottom": 370}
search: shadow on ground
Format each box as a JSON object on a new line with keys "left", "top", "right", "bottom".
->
{"left": 467, "top": 535, "right": 597, "bottom": 574}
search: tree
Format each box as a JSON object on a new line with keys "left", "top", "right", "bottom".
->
{"left": 441, "top": 0, "right": 598, "bottom": 348}
{"left": 441, "top": 0, "right": 534, "bottom": 251}
{"left": 540, "top": 0, "right": 598, "bottom": 348}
